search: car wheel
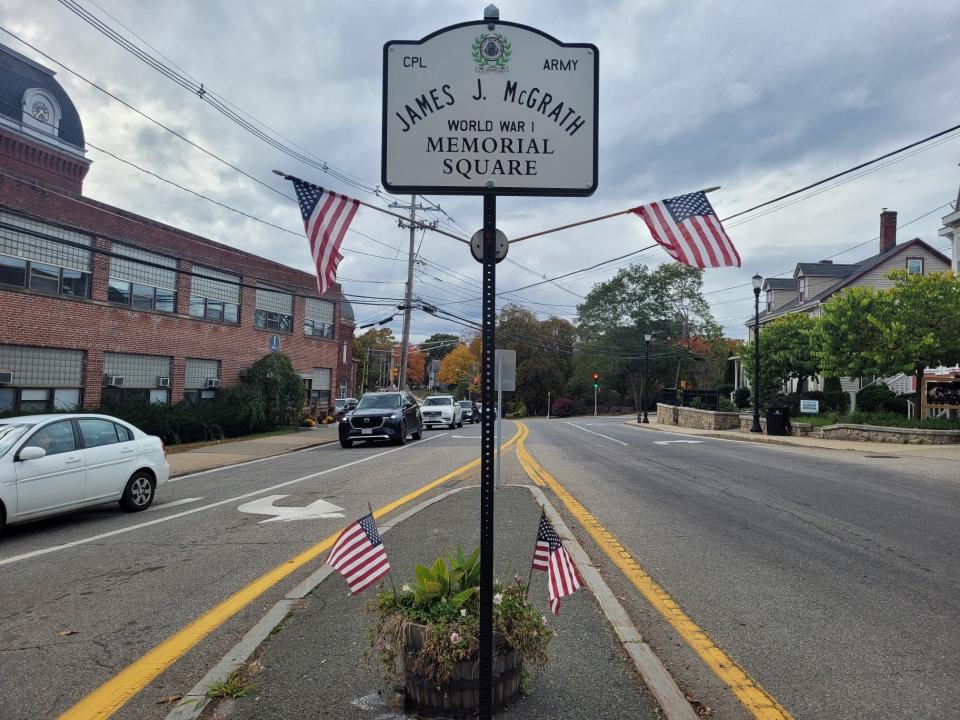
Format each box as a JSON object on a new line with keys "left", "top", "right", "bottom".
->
{"left": 120, "top": 471, "right": 155, "bottom": 512}
{"left": 340, "top": 438, "right": 353, "bottom": 448}
{"left": 449, "top": 419, "right": 456, "bottom": 430}
{"left": 412, "top": 425, "right": 423, "bottom": 440}
{"left": 457, "top": 418, "right": 463, "bottom": 428}
{"left": 0, "top": 502, "right": 5, "bottom": 537}
{"left": 396, "top": 423, "right": 407, "bottom": 445}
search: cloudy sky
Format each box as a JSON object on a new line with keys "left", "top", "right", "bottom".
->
{"left": 7, "top": 0, "right": 960, "bottom": 339}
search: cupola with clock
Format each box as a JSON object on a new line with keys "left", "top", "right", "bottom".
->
{"left": 0, "top": 43, "right": 90, "bottom": 193}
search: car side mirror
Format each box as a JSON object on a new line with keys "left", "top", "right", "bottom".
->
{"left": 18, "top": 446, "right": 47, "bottom": 461}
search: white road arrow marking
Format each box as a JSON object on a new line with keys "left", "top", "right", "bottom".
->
{"left": 653, "top": 440, "right": 705, "bottom": 445}
{"left": 237, "top": 494, "right": 346, "bottom": 523}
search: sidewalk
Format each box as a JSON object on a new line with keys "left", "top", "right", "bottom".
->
{"left": 625, "top": 417, "right": 960, "bottom": 461}
{"left": 191, "top": 484, "right": 665, "bottom": 720}
{"left": 165, "top": 426, "right": 339, "bottom": 477}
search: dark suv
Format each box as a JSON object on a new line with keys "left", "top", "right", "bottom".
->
{"left": 458, "top": 400, "right": 479, "bottom": 424}
{"left": 339, "top": 392, "right": 422, "bottom": 448}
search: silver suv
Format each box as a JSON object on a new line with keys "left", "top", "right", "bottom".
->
{"left": 421, "top": 395, "right": 463, "bottom": 429}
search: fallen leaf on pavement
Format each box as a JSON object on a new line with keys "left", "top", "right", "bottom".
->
{"left": 56, "top": 629, "right": 78, "bottom": 637}
{"left": 157, "top": 695, "right": 183, "bottom": 705}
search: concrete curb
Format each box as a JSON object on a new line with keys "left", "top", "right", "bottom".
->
{"left": 167, "top": 482, "right": 693, "bottom": 720}
{"left": 527, "top": 485, "right": 698, "bottom": 720}
{"left": 622, "top": 419, "right": 835, "bottom": 450}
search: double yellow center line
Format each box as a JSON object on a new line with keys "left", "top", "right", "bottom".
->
{"left": 515, "top": 422, "right": 793, "bottom": 720}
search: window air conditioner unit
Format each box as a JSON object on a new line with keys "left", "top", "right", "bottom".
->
{"left": 0, "top": 371, "right": 12, "bottom": 385}
{"left": 157, "top": 376, "right": 171, "bottom": 388}
{"left": 206, "top": 378, "right": 221, "bottom": 389}
{"left": 105, "top": 375, "right": 125, "bottom": 387}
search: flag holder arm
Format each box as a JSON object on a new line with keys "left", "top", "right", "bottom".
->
{"left": 507, "top": 186, "right": 721, "bottom": 245}
{"left": 273, "top": 170, "right": 470, "bottom": 244}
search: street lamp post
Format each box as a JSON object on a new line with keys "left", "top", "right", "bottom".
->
{"left": 751, "top": 274, "right": 763, "bottom": 433}
{"left": 641, "top": 332, "right": 652, "bottom": 423}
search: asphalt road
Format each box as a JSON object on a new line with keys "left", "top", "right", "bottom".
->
{"left": 2, "top": 417, "right": 957, "bottom": 720}
{"left": 0, "top": 427, "right": 489, "bottom": 720}
{"left": 523, "top": 417, "right": 960, "bottom": 720}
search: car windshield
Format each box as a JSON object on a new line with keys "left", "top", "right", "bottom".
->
{"left": 424, "top": 397, "right": 453, "bottom": 406}
{"left": 0, "top": 423, "right": 33, "bottom": 458}
{"left": 458, "top": 401, "right": 472, "bottom": 408}
{"left": 356, "top": 394, "right": 401, "bottom": 410}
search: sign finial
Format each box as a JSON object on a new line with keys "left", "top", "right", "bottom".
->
{"left": 484, "top": 4, "right": 499, "bottom": 21}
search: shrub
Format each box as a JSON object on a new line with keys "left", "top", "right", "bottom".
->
{"left": 718, "top": 397, "right": 737, "bottom": 412}
{"left": 856, "top": 384, "right": 897, "bottom": 413}
{"left": 246, "top": 353, "right": 305, "bottom": 428}
{"left": 823, "top": 376, "right": 842, "bottom": 393}
{"left": 509, "top": 400, "right": 527, "bottom": 417}
{"left": 734, "top": 387, "right": 751, "bottom": 408}
{"left": 551, "top": 397, "right": 573, "bottom": 417}
{"left": 716, "top": 384, "right": 734, "bottom": 399}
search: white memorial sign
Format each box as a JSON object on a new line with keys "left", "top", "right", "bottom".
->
{"left": 799, "top": 399, "right": 820, "bottom": 414}
{"left": 383, "top": 21, "right": 598, "bottom": 196}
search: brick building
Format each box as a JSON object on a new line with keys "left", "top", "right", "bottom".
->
{"left": 0, "top": 44, "right": 355, "bottom": 413}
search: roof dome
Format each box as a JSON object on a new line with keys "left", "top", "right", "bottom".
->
{"left": 0, "top": 44, "right": 85, "bottom": 151}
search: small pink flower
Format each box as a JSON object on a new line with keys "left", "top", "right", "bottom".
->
{"left": 450, "top": 632, "right": 461, "bottom": 644}
{"left": 493, "top": 593, "right": 503, "bottom": 605}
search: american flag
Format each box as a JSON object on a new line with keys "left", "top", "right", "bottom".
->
{"left": 291, "top": 178, "right": 360, "bottom": 294}
{"left": 631, "top": 191, "right": 741, "bottom": 269}
{"left": 532, "top": 513, "right": 582, "bottom": 615}
{"left": 327, "top": 513, "right": 390, "bottom": 595}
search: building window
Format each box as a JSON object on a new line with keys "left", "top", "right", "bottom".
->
{"left": 309, "top": 367, "right": 332, "bottom": 406}
{"left": 102, "top": 352, "right": 172, "bottom": 405}
{"left": 109, "top": 243, "right": 177, "bottom": 313}
{"left": 906, "top": 257, "right": 924, "bottom": 275}
{"left": 184, "top": 358, "right": 220, "bottom": 403}
{"left": 798, "top": 277, "right": 807, "bottom": 302}
{"left": 255, "top": 287, "right": 293, "bottom": 333}
{"left": 304, "top": 298, "right": 335, "bottom": 339}
{"left": 0, "top": 212, "right": 93, "bottom": 299}
{"left": 189, "top": 266, "right": 241, "bottom": 324}
{"left": 0, "top": 346, "right": 85, "bottom": 413}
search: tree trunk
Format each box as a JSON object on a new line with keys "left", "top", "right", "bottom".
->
{"left": 914, "top": 362, "right": 924, "bottom": 419}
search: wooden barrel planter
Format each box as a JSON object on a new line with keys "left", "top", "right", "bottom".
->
{"left": 401, "top": 622, "right": 523, "bottom": 717}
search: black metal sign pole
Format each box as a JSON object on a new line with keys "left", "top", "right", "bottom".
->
{"left": 478, "top": 190, "right": 496, "bottom": 719}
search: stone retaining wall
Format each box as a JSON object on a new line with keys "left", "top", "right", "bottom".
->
{"left": 737, "top": 415, "right": 960, "bottom": 444}
{"left": 657, "top": 403, "right": 739, "bottom": 430}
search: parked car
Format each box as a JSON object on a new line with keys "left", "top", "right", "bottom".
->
{"left": 421, "top": 395, "right": 463, "bottom": 429}
{"left": 0, "top": 414, "right": 170, "bottom": 535}
{"left": 333, "top": 397, "right": 358, "bottom": 420}
{"left": 339, "top": 391, "right": 422, "bottom": 448}
{"left": 458, "top": 400, "right": 479, "bottom": 424}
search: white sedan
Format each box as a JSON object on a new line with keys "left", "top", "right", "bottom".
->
{"left": 420, "top": 395, "right": 463, "bottom": 429}
{"left": 0, "top": 413, "right": 170, "bottom": 534}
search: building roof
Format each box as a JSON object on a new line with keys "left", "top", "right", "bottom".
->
{"left": 763, "top": 278, "right": 797, "bottom": 290}
{"left": 794, "top": 262, "right": 860, "bottom": 278}
{"left": 0, "top": 44, "right": 85, "bottom": 150}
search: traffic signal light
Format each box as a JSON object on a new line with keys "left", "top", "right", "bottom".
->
{"left": 592, "top": 371, "right": 599, "bottom": 389}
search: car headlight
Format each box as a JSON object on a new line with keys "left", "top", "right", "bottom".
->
{"left": 390, "top": 413, "right": 401, "bottom": 419}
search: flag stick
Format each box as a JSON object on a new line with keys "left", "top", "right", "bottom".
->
{"left": 508, "top": 186, "right": 721, "bottom": 245}
{"left": 273, "top": 170, "right": 469, "bottom": 244}
{"left": 368, "top": 501, "right": 399, "bottom": 601}
{"left": 524, "top": 506, "right": 546, "bottom": 603}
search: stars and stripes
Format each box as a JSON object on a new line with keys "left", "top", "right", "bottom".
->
{"left": 631, "top": 191, "right": 741, "bottom": 269}
{"left": 327, "top": 512, "right": 390, "bottom": 595}
{"left": 532, "top": 512, "right": 582, "bottom": 614}
{"left": 290, "top": 177, "right": 360, "bottom": 294}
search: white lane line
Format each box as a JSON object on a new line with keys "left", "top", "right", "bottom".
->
{"left": 145, "top": 497, "right": 203, "bottom": 512}
{"left": 565, "top": 422, "right": 629, "bottom": 446}
{"left": 450, "top": 434, "right": 481, "bottom": 439}
{"left": 0, "top": 434, "right": 448, "bottom": 568}
{"left": 653, "top": 440, "right": 705, "bottom": 445}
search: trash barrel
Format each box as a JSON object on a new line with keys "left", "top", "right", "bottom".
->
{"left": 765, "top": 406, "right": 791, "bottom": 436}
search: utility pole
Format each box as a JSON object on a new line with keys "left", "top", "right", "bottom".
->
{"left": 396, "top": 195, "right": 418, "bottom": 391}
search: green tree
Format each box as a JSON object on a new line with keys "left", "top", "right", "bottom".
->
{"left": 422, "top": 333, "right": 461, "bottom": 362}
{"left": 575, "top": 263, "right": 722, "bottom": 410}
{"left": 246, "top": 353, "right": 305, "bottom": 427}
{"left": 816, "top": 286, "right": 891, "bottom": 380}
{"left": 742, "top": 313, "right": 821, "bottom": 400}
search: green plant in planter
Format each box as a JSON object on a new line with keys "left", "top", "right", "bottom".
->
{"left": 367, "top": 547, "right": 552, "bottom": 713}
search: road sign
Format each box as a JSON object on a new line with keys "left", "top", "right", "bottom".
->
{"left": 237, "top": 495, "right": 345, "bottom": 523}
{"left": 383, "top": 20, "right": 598, "bottom": 196}
{"left": 799, "top": 399, "right": 819, "bottom": 414}
{"left": 495, "top": 348, "right": 516, "bottom": 391}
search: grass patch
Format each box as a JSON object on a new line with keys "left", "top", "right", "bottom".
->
{"left": 163, "top": 427, "right": 302, "bottom": 454}
{"left": 795, "top": 412, "right": 960, "bottom": 430}
{"left": 206, "top": 671, "right": 252, "bottom": 699}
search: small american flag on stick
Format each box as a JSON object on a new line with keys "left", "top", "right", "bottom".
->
{"left": 290, "top": 177, "right": 360, "bottom": 294}
{"left": 532, "top": 512, "right": 582, "bottom": 614}
{"left": 327, "top": 512, "right": 390, "bottom": 595}
{"left": 631, "top": 191, "right": 740, "bottom": 269}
